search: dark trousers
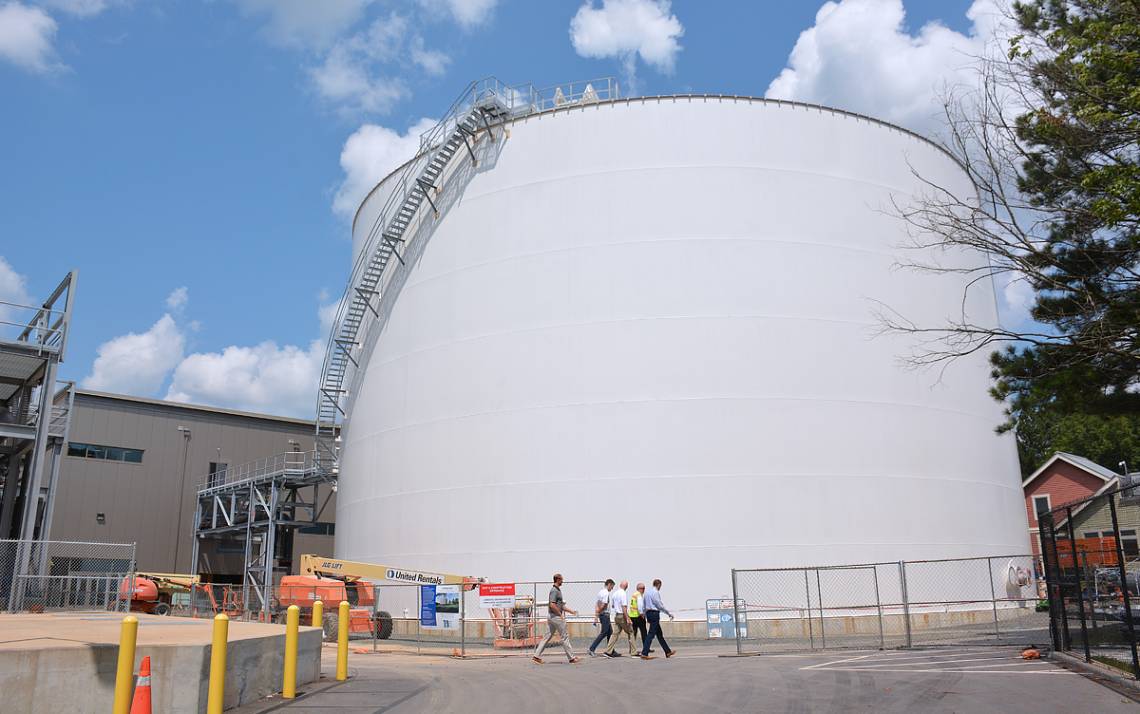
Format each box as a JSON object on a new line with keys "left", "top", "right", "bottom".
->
{"left": 631, "top": 615, "right": 648, "bottom": 644}
{"left": 641, "top": 610, "right": 671, "bottom": 656}
{"left": 589, "top": 612, "right": 612, "bottom": 652}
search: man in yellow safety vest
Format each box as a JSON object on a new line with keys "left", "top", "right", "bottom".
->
{"left": 629, "top": 582, "right": 649, "bottom": 650}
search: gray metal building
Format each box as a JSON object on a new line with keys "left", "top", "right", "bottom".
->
{"left": 48, "top": 390, "right": 335, "bottom": 576}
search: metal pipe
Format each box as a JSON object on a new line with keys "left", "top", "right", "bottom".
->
{"left": 816, "top": 569, "right": 826, "bottom": 649}
{"left": 872, "top": 566, "right": 884, "bottom": 649}
{"left": 803, "top": 570, "right": 814, "bottom": 649}
{"left": 899, "top": 561, "right": 912, "bottom": 649}
{"left": 731, "top": 569, "right": 742, "bottom": 655}
{"left": 987, "top": 557, "right": 1000, "bottom": 640}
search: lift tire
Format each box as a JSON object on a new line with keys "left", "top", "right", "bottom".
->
{"left": 153, "top": 602, "right": 172, "bottom": 616}
{"left": 376, "top": 611, "right": 394, "bottom": 640}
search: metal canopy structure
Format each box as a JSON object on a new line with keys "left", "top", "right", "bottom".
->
{"left": 0, "top": 271, "right": 77, "bottom": 542}
{"left": 189, "top": 450, "right": 333, "bottom": 619}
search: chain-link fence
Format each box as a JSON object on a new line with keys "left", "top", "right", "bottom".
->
{"left": 732, "top": 555, "right": 1047, "bottom": 654}
{"left": 0, "top": 539, "right": 136, "bottom": 613}
{"left": 1040, "top": 480, "right": 1140, "bottom": 679}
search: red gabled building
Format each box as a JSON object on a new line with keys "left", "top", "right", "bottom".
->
{"left": 1023, "top": 452, "right": 1118, "bottom": 557}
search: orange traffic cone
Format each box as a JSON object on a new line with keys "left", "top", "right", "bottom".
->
{"left": 129, "top": 655, "right": 152, "bottom": 714}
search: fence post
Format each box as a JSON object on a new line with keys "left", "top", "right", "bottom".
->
{"left": 898, "top": 561, "right": 912, "bottom": 649}
{"left": 1107, "top": 495, "right": 1140, "bottom": 678}
{"left": 731, "top": 569, "right": 742, "bottom": 655}
{"left": 1081, "top": 550, "right": 1098, "bottom": 635}
{"left": 460, "top": 584, "right": 467, "bottom": 658}
{"left": 987, "top": 557, "right": 1000, "bottom": 639}
{"left": 1065, "top": 507, "right": 1091, "bottom": 662}
{"left": 803, "top": 570, "right": 814, "bottom": 650}
{"left": 872, "top": 566, "right": 884, "bottom": 649}
{"left": 1042, "top": 513, "right": 1071, "bottom": 651}
{"left": 815, "top": 569, "right": 826, "bottom": 649}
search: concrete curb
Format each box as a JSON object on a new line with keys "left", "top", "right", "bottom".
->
{"left": 1053, "top": 651, "right": 1140, "bottom": 701}
{"left": 230, "top": 677, "right": 348, "bottom": 713}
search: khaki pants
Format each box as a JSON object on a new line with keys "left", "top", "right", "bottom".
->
{"left": 535, "top": 616, "right": 575, "bottom": 661}
{"left": 605, "top": 613, "right": 635, "bottom": 654}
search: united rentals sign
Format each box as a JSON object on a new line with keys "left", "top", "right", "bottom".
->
{"left": 386, "top": 568, "right": 445, "bottom": 585}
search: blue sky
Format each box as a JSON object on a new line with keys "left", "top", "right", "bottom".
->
{"left": 1, "top": 0, "right": 1007, "bottom": 417}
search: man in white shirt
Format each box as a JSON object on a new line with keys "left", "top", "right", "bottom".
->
{"left": 604, "top": 580, "right": 636, "bottom": 656}
{"left": 588, "top": 579, "right": 615, "bottom": 657}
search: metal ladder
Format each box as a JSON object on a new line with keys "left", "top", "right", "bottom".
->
{"left": 315, "top": 80, "right": 514, "bottom": 474}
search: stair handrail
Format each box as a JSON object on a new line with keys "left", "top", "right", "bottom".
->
{"left": 314, "top": 76, "right": 620, "bottom": 472}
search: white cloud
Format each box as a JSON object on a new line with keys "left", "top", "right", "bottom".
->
{"left": 0, "top": 256, "right": 33, "bottom": 332}
{"left": 165, "top": 286, "right": 188, "bottom": 311}
{"left": 82, "top": 288, "right": 336, "bottom": 417}
{"left": 417, "top": 0, "right": 497, "bottom": 28}
{"left": 82, "top": 314, "right": 186, "bottom": 395}
{"left": 232, "top": 0, "right": 373, "bottom": 49}
{"left": 309, "top": 43, "right": 408, "bottom": 116}
{"left": 570, "top": 0, "right": 683, "bottom": 90}
{"left": 333, "top": 117, "right": 436, "bottom": 219}
{"left": 37, "top": 0, "right": 114, "bottom": 18}
{"left": 0, "top": 2, "right": 63, "bottom": 74}
{"left": 165, "top": 339, "right": 323, "bottom": 417}
{"left": 765, "top": 0, "right": 1011, "bottom": 135}
{"left": 306, "top": 13, "right": 451, "bottom": 116}
{"left": 410, "top": 35, "right": 450, "bottom": 75}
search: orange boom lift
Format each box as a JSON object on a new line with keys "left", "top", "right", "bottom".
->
{"left": 277, "top": 555, "right": 482, "bottom": 639}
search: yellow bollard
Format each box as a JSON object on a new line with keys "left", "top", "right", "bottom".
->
{"left": 336, "top": 600, "right": 349, "bottom": 681}
{"left": 112, "top": 615, "right": 138, "bottom": 714}
{"left": 312, "top": 599, "right": 324, "bottom": 628}
{"left": 207, "top": 614, "right": 229, "bottom": 714}
{"left": 283, "top": 604, "right": 300, "bottom": 698}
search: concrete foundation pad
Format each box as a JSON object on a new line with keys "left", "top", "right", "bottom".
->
{"left": 0, "top": 611, "right": 322, "bottom": 713}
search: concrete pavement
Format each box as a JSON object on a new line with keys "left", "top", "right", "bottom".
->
{"left": 237, "top": 644, "right": 1140, "bottom": 713}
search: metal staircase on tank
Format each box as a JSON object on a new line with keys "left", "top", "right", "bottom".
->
{"left": 314, "top": 77, "right": 620, "bottom": 476}
{"left": 316, "top": 80, "right": 505, "bottom": 473}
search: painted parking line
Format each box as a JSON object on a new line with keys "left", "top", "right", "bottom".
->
{"left": 820, "top": 661, "right": 1067, "bottom": 670}
{"left": 801, "top": 648, "right": 1073, "bottom": 675}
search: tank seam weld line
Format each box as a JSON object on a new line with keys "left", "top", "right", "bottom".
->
{"left": 456, "top": 162, "right": 937, "bottom": 208}
{"left": 336, "top": 472, "right": 1023, "bottom": 501}
{"left": 368, "top": 312, "right": 885, "bottom": 368}
{"left": 401, "top": 235, "right": 911, "bottom": 292}
{"left": 341, "top": 541, "right": 1025, "bottom": 554}
{"left": 344, "top": 394, "right": 1009, "bottom": 437}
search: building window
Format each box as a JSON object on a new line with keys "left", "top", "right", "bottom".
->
{"left": 67, "top": 442, "right": 144, "bottom": 464}
{"left": 1033, "top": 494, "right": 1051, "bottom": 517}
{"left": 1121, "top": 530, "right": 1139, "bottom": 558}
{"left": 299, "top": 522, "right": 335, "bottom": 536}
{"left": 1084, "top": 532, "right": 1100, "bottom": 539}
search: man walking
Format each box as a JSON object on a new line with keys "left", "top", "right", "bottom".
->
{"left": 629, "top": 582, "right": 649, "bottom": 651}
{"left": 534, "top": 573, "right": 580, "bottom": 664}
{"left": 605, "top": 580, "right": 636, "bottom": 656}
{"left": 639, "top": 579, "right": 676, "bottom": 659}
{"left": 588, "top": 579, "right": 615, "bottom": 657}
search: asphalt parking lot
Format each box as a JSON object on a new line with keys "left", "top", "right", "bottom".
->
{"left": 240, "top": 644, "right": 1140, "bottom": 713}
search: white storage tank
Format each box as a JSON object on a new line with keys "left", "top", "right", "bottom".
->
{"left": 334, "top": 91, "right": 1029, "bottom": 615}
